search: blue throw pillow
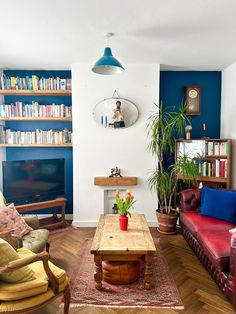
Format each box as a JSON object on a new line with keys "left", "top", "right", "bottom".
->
{"left": 200, "top": 187, "right": 236, "bottom": 224}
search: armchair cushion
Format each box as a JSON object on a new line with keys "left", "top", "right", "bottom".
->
{"left": 22, "top": 229, "right": 49, "bottom": 253}
{"left": 0, "top": 239, "right": 35, "bottom": 283}
{"left": 0, "top": 203, "right": 32, "bottom": 237}
{"left": 0, "top": 247, "right": 68, "bottom": 302}
{"left": 200, "top": 187, "right": 236, "bottom": 224}
{"left": 23, "top": 215, "right": 39, "bottom": 230}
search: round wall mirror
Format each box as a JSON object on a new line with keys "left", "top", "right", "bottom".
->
{"left": 93, "top": 97, "right": 139, "bottom": 129}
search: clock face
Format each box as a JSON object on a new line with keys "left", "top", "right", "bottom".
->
{"left": 188, "top": 89, "right": 198, "bottom": 99}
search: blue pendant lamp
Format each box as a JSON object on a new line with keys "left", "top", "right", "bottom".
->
{"left": 92, "top": 33, "right": 124, "bottom": 75}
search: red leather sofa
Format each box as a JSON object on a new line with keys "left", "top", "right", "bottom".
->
{"left": 179, "top": 189, "right": 236, "bottom": 308}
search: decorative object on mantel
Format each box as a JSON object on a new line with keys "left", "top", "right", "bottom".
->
{"left": 115, "top": 190, "right": 135, "bottom": 231}
{"left": 92, "top": 33, "right": 124, "bottom": 75}
{"left": 93, "top": 90, "right": 139, "bottom": 129}
{"left": 94, "top": 176, "right": 137, "bottom": 186}
{"left": 112, "top": 203, "right": 118, "bottom": 214}
{"left": 109, "top": 166, "right": 122, "bottom": 177}
{"left": 201, "top": 123, "right": 209, "bottom": 139}
{"left": 185, "top": 124, "right": 192, "bottom": 140}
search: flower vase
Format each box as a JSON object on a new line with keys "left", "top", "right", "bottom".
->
{"left": 119, "top": 215, "right": 128, "bottom": 231}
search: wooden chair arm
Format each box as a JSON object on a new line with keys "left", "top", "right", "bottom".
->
{"left": 0, "top": 252, "right": 59, "bottom": 294}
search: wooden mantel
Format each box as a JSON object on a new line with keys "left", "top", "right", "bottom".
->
{"left": 94, "top": 177, "right": 138, "bottom": 186}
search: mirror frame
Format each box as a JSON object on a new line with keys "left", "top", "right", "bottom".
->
{"left": 93, "top": 97, "right": 139, "bottom": 129}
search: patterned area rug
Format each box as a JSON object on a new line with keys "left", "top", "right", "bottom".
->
{"left": 67, "top": 239, "right": 184, "bottom": 309}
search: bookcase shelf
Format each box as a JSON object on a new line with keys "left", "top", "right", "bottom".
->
{"left": 0, "top": 90, "right": 71, "bottom": 96}
{"left": 0, "top": 117, "right": 72, "bottom": 122}
{"left": 177, "top": 174, "right": 227, "bottom": 183}
{"left": 0, "top": 144, "right": 73, "bottom": 147}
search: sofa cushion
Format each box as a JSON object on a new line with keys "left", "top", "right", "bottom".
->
{"left": 0, "top": 239, "right": 35, "bottom": 283}
{"left": 0, "top": 203, "right": 32, "bottom": 237}
{"left": 197, "top": 229, "right": 231, "bottom": 273}
{"left": 180, "top": 211, "right": 234, "bottom": 237}
{"left": 200, "top": 187, "right": 236, "bottom": 224}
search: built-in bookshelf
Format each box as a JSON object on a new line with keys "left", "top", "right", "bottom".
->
{"left": 176, "top": 138, "right": 232, "bottom": 189}
{"left": 0, "top": 73, "right": 72, "bottom": 148}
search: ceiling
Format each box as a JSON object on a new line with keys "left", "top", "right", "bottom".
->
{"left": 1, "top": 0, "right": 236, "bottom": 71}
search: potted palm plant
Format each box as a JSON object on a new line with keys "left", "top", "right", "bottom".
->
{"left": 147, "top": 103, "right": 198, "bottom": 234}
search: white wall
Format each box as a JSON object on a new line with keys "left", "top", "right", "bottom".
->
{"left": 72, "top": 64, "right": 160, "bottom": 227}
{"left": 221, "top": 62, "right": 236, "bottom": 188}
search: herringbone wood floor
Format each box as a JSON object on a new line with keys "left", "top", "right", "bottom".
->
{"left": 34, "top": 227, "right": 235, "bottom": 314}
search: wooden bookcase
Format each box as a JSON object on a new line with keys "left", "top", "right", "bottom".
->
{"left": 176, "top": 138, "right": 232, "bottom": 189}
{"left": 0, "top": 89, "right": 72, "bottom": 147}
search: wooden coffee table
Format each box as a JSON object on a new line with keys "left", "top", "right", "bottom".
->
{"left": 90, "top": 214, "right": 156, "bottom": 290}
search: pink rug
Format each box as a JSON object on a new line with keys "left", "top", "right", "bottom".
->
{"left": 67, "top": 239, "right": 184, "bottom": 309}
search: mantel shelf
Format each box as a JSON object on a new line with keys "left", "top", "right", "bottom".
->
{"left": 94, "top": 177, "right": 138, "bottom": 186}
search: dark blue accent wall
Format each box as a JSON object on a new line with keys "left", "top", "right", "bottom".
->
{"left": 160, "top": 71, "right": 221, "bottom": 139}
{"left": 3, "top": 70, "right": 73, "bottom": 214}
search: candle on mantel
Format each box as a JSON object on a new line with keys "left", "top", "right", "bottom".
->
{"left": 203, "top": 123, "right": 206, "bottom": 131}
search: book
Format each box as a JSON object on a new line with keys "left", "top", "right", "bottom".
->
{"left": 207, "top": 142, "right": 214, "bottom": 155}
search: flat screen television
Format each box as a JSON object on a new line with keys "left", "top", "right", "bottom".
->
{"left": 2, "top": 158, "right": 65, "bottom": 204}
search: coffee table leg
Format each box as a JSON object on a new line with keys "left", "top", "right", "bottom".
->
{"left": 94, "top": 254, "right": 103, "bottom": 290}
{"left": 144, "top": 253, "right": 153, "bottom": 290}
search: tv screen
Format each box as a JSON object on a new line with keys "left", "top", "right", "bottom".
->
{"left": 3, "top": 158, "right": 65, "bottom": 204}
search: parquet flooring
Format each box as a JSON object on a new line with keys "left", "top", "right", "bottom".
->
{"left": 33, "top": 227, "right": 235, "bottom": 314}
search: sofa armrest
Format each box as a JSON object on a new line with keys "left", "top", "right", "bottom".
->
{"left": 23, "top": 215, "right": 39, "bottom": 230}
{"left": 179, "top": 189, "right": 201, "bottom": 212}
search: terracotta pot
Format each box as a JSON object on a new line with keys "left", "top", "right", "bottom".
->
{"left": 119, "top": 215, "right": 128, "bottom": 231}
{"left": 156, "top": 211, "right": 178, "bottom": 235}
{"left": 102, "top": 261, "right": 140, "bottom": 285}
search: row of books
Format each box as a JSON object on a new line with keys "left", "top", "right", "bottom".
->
{"left": 0, "top": 128, "right": 72, "bottom": 145}
{"left": 0, "top": 75, "right": 71, "bottom": 91}
{"left": 205, "top": 141, "right": 228, "bottom": 156}
{"left": 194, "top": 159, "right": 227, "bottom": 178}
{"left": 0, "top": 102, "right": 72, "bottom": 118}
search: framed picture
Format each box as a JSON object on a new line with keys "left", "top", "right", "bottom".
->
{"left": 185, "top": 86, "right": 201, "bottom": 115}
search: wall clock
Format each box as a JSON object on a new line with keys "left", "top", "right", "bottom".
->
{"left": 185, "top": 86, "right": 201, "bottom": 115}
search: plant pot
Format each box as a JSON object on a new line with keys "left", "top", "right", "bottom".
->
{"left": 119, "top": 215, "right": 128, "bottom": 231}
{"left": 156, "top": 211, "right": 178, "bottom": 235}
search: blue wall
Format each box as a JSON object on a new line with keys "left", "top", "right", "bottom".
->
{"left": 160, "top": 71, "right": 222, "bottom": 139}
{"left": 3, "top": 70, "right": 73, "bottom": 214}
